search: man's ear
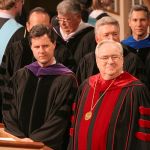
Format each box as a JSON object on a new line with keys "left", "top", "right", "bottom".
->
{"left": 26, "top": 22, "right": 30, "bottom": 32}
{"left": 95, "top": 35, "right": 100, "bottom": 44}
{"left": 53, "top": 42, "right": 56, "bottom": 49}
{"left": 128, "top": 19, "right": 131, "bottom": 28}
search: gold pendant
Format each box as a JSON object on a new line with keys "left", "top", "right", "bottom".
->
{"left": 85, "top": 111, "right": 92, "bottom": 120}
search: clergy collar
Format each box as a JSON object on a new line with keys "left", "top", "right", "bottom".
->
{"left": 25, "top": 61, "right": 72, "bottom": 77}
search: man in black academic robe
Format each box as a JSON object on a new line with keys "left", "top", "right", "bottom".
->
{"left": 2, "top": 25, "right": 78, "bottom": 150}
{"left": 0, "top": 7, "right": 51, "bottom": 122}
{"left": 53, "top": 0, "right": 94, "bottom": 72}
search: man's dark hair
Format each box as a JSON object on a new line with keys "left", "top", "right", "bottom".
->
{"left": 29, "top": 24, "right": 55, "bottom": 45}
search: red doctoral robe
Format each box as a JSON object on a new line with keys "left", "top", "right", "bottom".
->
{"left": 68, "top": 72, "right": 150, "bottom": 150}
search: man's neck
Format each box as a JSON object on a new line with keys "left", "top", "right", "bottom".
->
{"left": 38, "top": 57, "right": 56, "bottom": 68}
{"left": 0, "top": 9, "right": 15, "bottom": 18}
{"left": 133, "top": 33, "right": 149, "bottom": 41}
{"left": 101, "top": 71, "right": 124, "bottom": 80}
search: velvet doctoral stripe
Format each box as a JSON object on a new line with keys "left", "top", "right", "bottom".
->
{"left": 106, "top": 87, "right": 133, "bottom": 150}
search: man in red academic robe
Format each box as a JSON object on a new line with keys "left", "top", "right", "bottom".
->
{"left": 68, "top": 40, "right": 150, "bottom": 150}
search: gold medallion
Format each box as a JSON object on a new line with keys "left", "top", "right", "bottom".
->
{"left": 85, "top": 111, "right": 92, "bottom": 120}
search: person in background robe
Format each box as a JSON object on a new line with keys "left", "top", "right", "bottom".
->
{"left": 121, "top": 4, "right": 150, "bottom": 89}
{"left": 2, "top": 24, "right": 78, "bottom": 150}
{"left": 0, "top": 0, "right": 25, "bottom": 122}
{"left": 0, "top": 0, "right": 25, "bottom": 63}
{"left": 53, "top": 0, "right": 94, "bottom": 72}
{"left": 76, "top": 16, "right": 147, "bottom": 86}
{"left": 68, "top": 40, "right": 150, "bottom": 150}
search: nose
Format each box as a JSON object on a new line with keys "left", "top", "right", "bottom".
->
{"left": 38, "top": 46, "right": 45, "bottom": 53}
{"left": 107, "top": 57, "right": 114, "bottom": 63}
{"left": 59, "top": 20, "right": 67, "bottom": 25}
{"left": 107, "top": 34, "right": 114, "bottom": 40}
{"left": 136, "top": 20, "right": 142, "bottom": 26}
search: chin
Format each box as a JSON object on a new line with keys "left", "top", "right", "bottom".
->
{"left": 39, "top": 60, "right": 47, "bottom": 65}
{"left": 107, "top": 71, "right": 118, "bottom": 77}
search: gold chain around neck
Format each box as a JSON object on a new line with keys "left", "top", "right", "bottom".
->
{"left": 85, "top": 76, "right": 116, "bottom": 121}
{"left": 90, "top": 77, "right": 116, "bottom": 111}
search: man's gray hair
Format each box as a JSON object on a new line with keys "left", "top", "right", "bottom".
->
{"left": 128, "top": 5, "right": 150, "bottom": 19}
{"left": 0, "top": 0, "right": 16, "bottom": 10}
{"left": 57, "top": 0, "right": 81, "bottom": 15}
{"left": 95, "top": 40, "right": 123, "bottom": 56}
{"left": 95, "top": 16, "right": 120, "bottom": 36}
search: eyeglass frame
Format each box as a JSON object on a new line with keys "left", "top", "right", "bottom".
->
{"left": 96, "top": 54, "right": 123, "bottom": 63}
{"left": 56, "top": 16, "right": 73, "bottom": 23}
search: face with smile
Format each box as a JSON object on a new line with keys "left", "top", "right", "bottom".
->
{"left": 31, "top": 34, "right": 56, "bottom": 67}
{"left": 96, "top": 41, "right": 123, "bottom": 80}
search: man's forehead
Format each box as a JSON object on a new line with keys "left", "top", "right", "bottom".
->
{"left": 98, "top": 44, "right": 120, "bottom": 54}
{"left": 29, "top": 12, "right": 50, "bottom": 20}
{"left": 130, "top": 10, "right": 148, "bottom": 18}
{"left": 57, "top": 12, "right": 78, "bottom": 18}
{"left": 100, "top": 25, "right": 119, "bottom": 32}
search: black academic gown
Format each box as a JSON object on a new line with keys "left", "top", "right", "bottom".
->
{"left": 121, "top": 35, "right": 150, "bottom": 89}
{"left": 76, "top": 45, "right": 147, "bottom": 86}
{"left": 3, "top": 63, "right": 78, "bottom": 150}
{"left": 53, "top": 25, "right": 94, "bottom": 72}
{"left": 1, "top": 37, "right": 34, "bottom": 79}
{"left": 0, "top": 37, "right": 34, "bottom": 122}
{"left": 0, "top": 18, "right": 25, "bottom": 122}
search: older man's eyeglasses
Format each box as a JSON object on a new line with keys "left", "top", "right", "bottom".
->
{"left": 97, "top": 55, "right": 122, "bottom": 63}
{"left": 56, "top": 17, "right": 72, "bottom": 23}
